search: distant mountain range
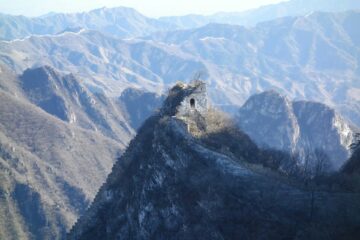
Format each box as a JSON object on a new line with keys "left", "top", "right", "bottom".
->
{"left": 0, "top": 7, "right": 175, "bottom": 41}
{"left": 1, "top": 0, "right": 360, "bottom": 41}
{"left": 1, "top": 10, "right": 359, "bottom": 126}
{"left": 160, "top": 0, "right": 360, "bottom": 28}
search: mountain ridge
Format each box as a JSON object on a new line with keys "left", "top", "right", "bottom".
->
{"left": 0, "top": 6, "right": 175, "bottom": 41}
{"left": 0, "top": 65, "right": 140, "bottom": 239}
{"left": 159, "top": 0, "right": 360, "bottom": 28}
{"left": 1, "top": 10, "right": 359, "bottom": 126}
{"left": 68, "top": 82, "right": 360, "bottom": 240}
{"left": 2, "top": 0, "right": 360, "bottom": 41}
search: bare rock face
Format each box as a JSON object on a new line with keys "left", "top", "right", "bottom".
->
{"left": 68, "top": 83, "right": 360, "bottom": 240}
{"left": 118, "top": 87, "right": 164, "bottom": 130}
{"left": 20, "top": 66, "right": 74, "bottom": 122}
{"left": 19, "top": 66, "right": 134, "bottom": 142}
{"left": 237, "top": 90, "right": 300, "bottom": 152}
{"left": 293, "top": 101, "right": 354, "bottom": 170}
{"left": 237, "top": 91, "right": 354, "bottom": 171}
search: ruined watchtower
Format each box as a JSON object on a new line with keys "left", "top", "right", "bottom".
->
{"left": 177, "top": 80, "right": 208, "bottom": 117}
{"left": 174, "top": 80, "right": 208, "bottom": 134}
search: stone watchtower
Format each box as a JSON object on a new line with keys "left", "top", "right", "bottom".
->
{"left": 177, "top": 80, "right": 208, "bottom": 117}
{"left": 176, "top": 80, "right": 208, "bottom": 133}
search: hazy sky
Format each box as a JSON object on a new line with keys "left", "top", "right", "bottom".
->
{"left": 0, "top": 0, "right": 287, "bottom": 17}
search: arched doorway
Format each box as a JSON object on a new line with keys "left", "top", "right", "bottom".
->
{"left": 190, "top": 98, "right": 195, "bottom": 108}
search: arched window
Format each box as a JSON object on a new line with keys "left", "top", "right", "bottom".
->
{"left": 190, "top": 98, "right": 195, "bottom": 108}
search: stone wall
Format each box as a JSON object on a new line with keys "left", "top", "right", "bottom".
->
{"left": 177, "top": 82, "right": 207, "bottom": 117}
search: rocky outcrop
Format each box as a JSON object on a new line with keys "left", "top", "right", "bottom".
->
{"left": 237, "top": 90, "right": 300, "bottom": 152}
{"left": 237, "top": 91, "right": 354, "bottom": 172}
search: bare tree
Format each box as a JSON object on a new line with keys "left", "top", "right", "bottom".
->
{"left": 313, "top": 149, "right": 330, "bottom": 178}
{"left": 190, "top": 70, "right": 207, "bottom": 85}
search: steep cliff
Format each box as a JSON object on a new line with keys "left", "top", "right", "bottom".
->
{"left": 68, "top": 83, "right": 360, "bottom": 240}
{"left": 237, "top": 91, "right": 354, "bottom": 172}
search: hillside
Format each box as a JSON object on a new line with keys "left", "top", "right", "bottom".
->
{"left": 237, "top": 90, "right": 354, "bottom": 172}
{"left": 19, "top": 66, "right": 134, "bottom": 142}
{"left": 68, "top": 82, "right": 360, "bottom": 240}
{"left": 0, "top": 89, "right": 124, "bottom": 239}
{"left": 0, "top": 65, "right": 138, "bottom": 239}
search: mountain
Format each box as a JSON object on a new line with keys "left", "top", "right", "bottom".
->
{"left": 68, "top": 82, "right": 360, "bottom": 240}
{"left": 19, "top": 66, "right": 134, "bottom": 142}
{"left": 293, "top": 100, "right": 355, "bottom": 170}
{"left": 118, "top": 88, "right": 164, "bottom": 130}
{"left": 0, "top": 7, "right": 174, "bottom": 41}
{"left": 160, "top": 0, "right": 360, "bottom": 28}
{"left": 237, "top": 90, "right": 354, "bottom": 172}
{"left": 0, "top": 28, "right": 204, "bottom": 95}
{"left": 0, "top": 90, "right": 122, "bottom": 239}
{"left": 0, "top": 65, "right": 136, "bottom": 239}
{"left": 148, "top": 10, "right": 360, "bottom": 126}
{"left": 1, "top": 0, "right": 359, "bottom": 41}
{"left": 237, "top": 91, "right": 300, "bottom": 152}
{"left": 1, "top": 11, "right": 359, "bottom": 127}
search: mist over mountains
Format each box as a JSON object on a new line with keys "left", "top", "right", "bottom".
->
{"left": 0, "top": 0, "right": 360, "bottom": 239}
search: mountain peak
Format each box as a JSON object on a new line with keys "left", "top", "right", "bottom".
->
{"left": 241, "top": 90, "right": 292, "bottom": 115}
{"left": 68, "top": 82, "right": 360, "bottom": 239}
{"left": 237, "top": 91, "right": 354, "bottom": 171}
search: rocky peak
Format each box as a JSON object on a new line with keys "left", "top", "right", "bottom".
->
{"left": 237, "top": 90, "right": 300, "bottom": 152}
{"left": 293, "top": 100, "right": 354, "bottom": 170}
{"left": 237, "top": 90, "right": 354, "bottom": 172}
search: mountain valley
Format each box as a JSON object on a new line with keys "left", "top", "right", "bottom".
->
{"left": 0, "top": 0, "right": 359, "bottom": 239}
